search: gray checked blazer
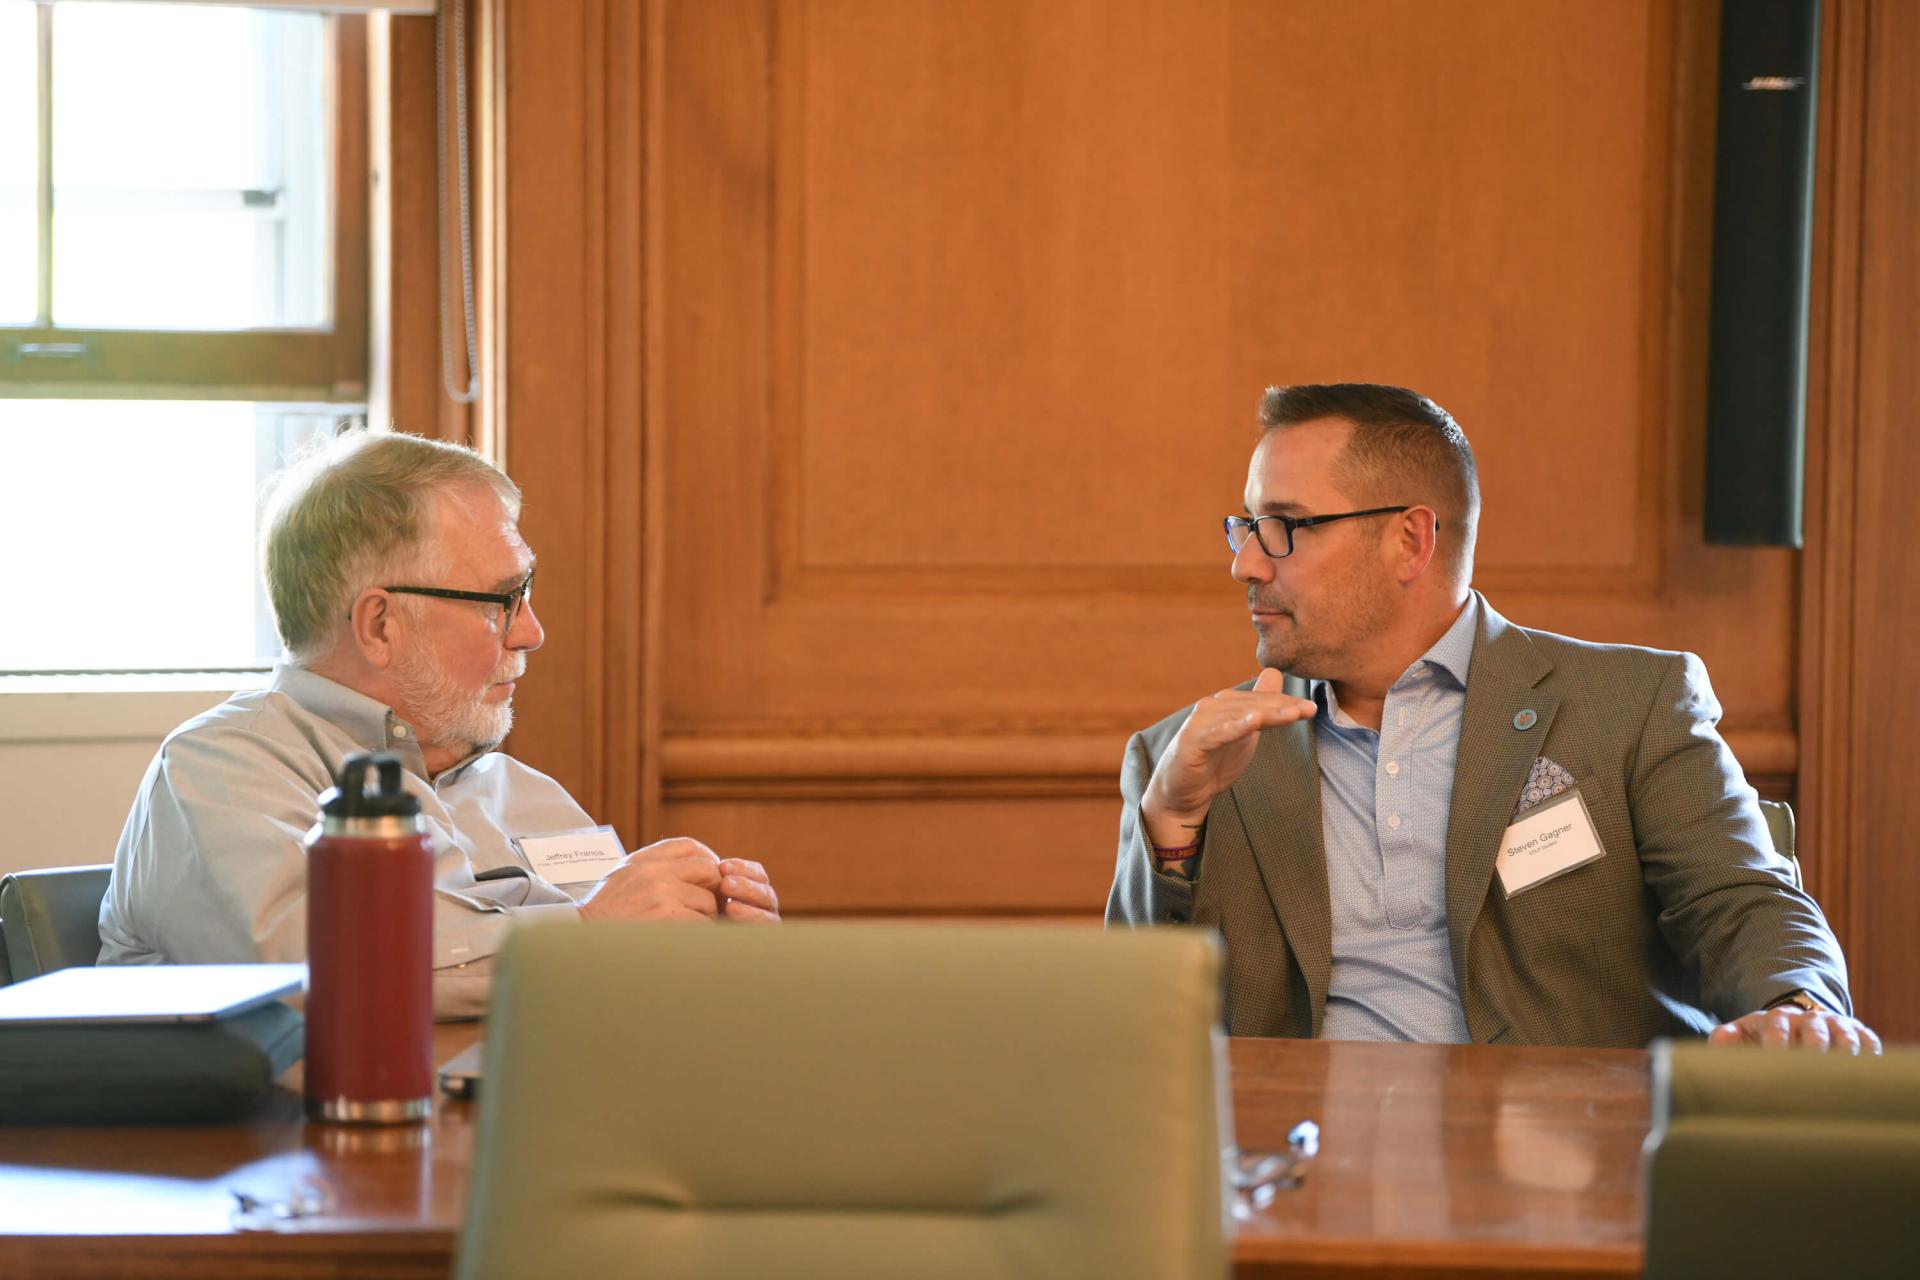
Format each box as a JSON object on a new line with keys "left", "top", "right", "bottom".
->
{"left": 1106, "top": 595, "right": 1851, "bottom": 1047}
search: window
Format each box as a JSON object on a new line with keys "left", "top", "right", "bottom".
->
{"left": 2, "top": 401, "right": 341, "bottom": 672}
{"left": 1, "top": 2, "right": 368, "bottom": 675}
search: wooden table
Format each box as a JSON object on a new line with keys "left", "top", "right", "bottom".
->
{"left": 0, "top": 1026, "right": 1649, "bottom": 1279}
{"left": 1228, "top": 1038, "right": 1646, "bottom": 1279}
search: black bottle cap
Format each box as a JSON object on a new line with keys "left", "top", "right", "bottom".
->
{"left": 319, "top": 752, "right": 421, "bottom": 820}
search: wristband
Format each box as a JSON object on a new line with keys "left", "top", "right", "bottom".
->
{"left": 1151, "top": 841, "right": 1200, "bottom": 861}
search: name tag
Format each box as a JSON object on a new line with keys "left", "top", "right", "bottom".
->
{"left": 513, "top": 826, "right": 625, "bottom": 886}
{"left": 1496, "top": 789, "right": 1606, "bottom": 899}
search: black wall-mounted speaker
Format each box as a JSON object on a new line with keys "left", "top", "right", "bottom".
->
{"left": 1703, "top": 0, "right": 1821, "bottom": 548}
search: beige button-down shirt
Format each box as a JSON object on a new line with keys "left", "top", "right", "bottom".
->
{"left": 98, "top": 665, "right": 588, "bottom": 1017}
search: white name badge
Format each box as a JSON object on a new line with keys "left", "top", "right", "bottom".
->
{"left": 1495, "top": 789, "right": 1606, "bottom": 899}
{"left": 513, "top": 826, "right": 625, "bottom": 886}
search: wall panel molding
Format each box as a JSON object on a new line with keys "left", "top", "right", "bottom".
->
{"left": 657, "top": 0, "right": 1795, "bottom": 742}
{"left": 658, "top": 725, "right": 1795, "bottom": 792}
{"left": 759, "top": 0, "right": 1685, "bottom": 607}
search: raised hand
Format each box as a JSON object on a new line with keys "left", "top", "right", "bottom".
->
{"left": 1141, "top": 668, "right": 1316, "bottom": 850}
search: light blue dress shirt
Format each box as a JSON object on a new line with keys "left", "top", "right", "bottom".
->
{"left": 1314, "top": 597, "right": 1479, "bottom": 1042}
{"left": 97, "top": 665, "right": 588, "bottom": 1018}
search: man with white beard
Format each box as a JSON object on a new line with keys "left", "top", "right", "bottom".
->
{"left": 97, "top": 430, "right": 779, "bottom": 1017}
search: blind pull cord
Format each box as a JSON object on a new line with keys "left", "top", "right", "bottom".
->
{"left": 436, "top": 1, "right": 480, "bottom": 406}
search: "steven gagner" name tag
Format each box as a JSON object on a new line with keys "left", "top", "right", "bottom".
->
{"left": 1495, "top": 788, "right": 1606, "bottom": 899}
{"left": 513, "top": 826, "right": 625, "bottom": 886}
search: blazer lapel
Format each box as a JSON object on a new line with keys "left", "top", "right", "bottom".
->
{"left": 1228, "top": 681, "right": 1332, "bottom": 1035}
{"left": 1443, "top": 599, "right": 1559, "bottom": 1007}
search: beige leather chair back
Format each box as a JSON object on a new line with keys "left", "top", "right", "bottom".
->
{"left": 1755, "top": 798, "right": 1802, "bottom": 890}
{"left": 1644, "top": 1040, "right": 1920, "bottom": 1278}
{"left": 0, "top": 864, "right": 113, "bottom": 983}
{"left": 458, "top": 923, "right": 1231, "bottom": 1280}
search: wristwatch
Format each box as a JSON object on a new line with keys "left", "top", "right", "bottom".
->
{"left": 1764, "top": 989, "right": 1824, "bottom": 1015}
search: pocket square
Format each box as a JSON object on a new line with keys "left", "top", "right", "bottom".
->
{"left": 1512, "top": 755, "right": 1578, "bottom": 820}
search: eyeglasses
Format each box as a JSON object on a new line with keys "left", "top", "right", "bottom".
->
{"left": 383, "top": 569, "right": 536, "bottom": 632}
{"left": 1224, "top": 507, "right": 1411, "bottom": 559}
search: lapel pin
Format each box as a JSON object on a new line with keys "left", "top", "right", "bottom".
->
{"left": 1513, "top": 709, "right": 1538, "bottom": 731}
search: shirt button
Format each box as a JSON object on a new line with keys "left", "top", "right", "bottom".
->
{"left": 1398, "top": 709, "right": 1407, "bottom": 727}
{"left": 1388, "top": 813, "right": 1403, "bottom": 830}
{"left": 393, "top": 724, "right": 408, "bottom": 738}
{"left": 1385, "top": 761, "right": 1400, "bottom": 777}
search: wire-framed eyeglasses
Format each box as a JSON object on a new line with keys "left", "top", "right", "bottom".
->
{"left": 1223, "top": 507, "right": 1412, "bottom": 559}
{"left": 383, "top": 569, "right": 536, "bottom": 632}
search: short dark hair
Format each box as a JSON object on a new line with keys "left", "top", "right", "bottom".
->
{"left": 1257, "top": 382, "right": 1479, "bottom": 573}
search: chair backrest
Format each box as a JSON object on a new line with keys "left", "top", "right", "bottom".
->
{"left": 458, "top": 923, "right": 1232, "bottom": 1280}
{"left": 0, "top": 915, "right": 12, "bottom": 987}
{"left": 1644, "top": 1040, "right": 1920, "bottom": 1279}
{"left": 0, "top": 864, "right": 114, "bottom": 983}
{"left": 1755, "top": 798, "right": 1803, "bottom": 890}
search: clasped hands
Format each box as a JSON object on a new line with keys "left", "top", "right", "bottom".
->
{"left": 577, "top": 837, "right": 780, "bottom": 924}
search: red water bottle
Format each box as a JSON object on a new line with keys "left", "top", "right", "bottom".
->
{"left": 304, "top": 752, "right": 434, "bottom": 1124}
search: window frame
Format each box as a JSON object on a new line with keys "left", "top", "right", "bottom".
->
{"left": 0, "top": 6, "right": 368, "bottom": 404}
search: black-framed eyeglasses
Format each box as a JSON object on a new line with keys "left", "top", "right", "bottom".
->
{"left": 1224, "top": 507, "right": 1411, "bottom": 559}
{"left": 383, "top": 569, "right": 536, "bottom": 632}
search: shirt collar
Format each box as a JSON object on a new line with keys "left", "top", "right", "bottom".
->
{"left": 1421, "top": 593, "right": 1480, "bottom": 690}
{"left": 271, "top": 664, "right": 394, "bottom": 749}
{"left": 270, "top": 664, "right": 468, "bottom": 776}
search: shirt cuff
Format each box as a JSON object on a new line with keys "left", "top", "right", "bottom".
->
{"left": 1133, "top": 806, "right": 1197, "bottom": 922}
{"left": 1754, "top": 970, "right": 1852, "bottom": 1018}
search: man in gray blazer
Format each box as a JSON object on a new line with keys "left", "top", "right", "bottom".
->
{"left": 1108, "top": 383, "right": 1875, "bottom": 1051}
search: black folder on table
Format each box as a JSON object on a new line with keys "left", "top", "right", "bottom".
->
{"left": 0, "top": 964, "right": 306, "bottom": 1124}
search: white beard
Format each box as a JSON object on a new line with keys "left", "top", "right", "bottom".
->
{"left": 390, "top": 646, "right": 523, "bottom": 759}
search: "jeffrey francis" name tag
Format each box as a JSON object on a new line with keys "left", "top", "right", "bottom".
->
{"left": 1495, "top": 789, "right": 1607, "bottom": 899}
{"left": 513, "top": 826, "right": 625, "bottom": 886}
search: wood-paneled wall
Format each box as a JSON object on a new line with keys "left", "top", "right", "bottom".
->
{"left": 386, "top": 1, "right": 1918, "bottom": 1037}
{"left": 1799, "top": 0, "right": 1920, "bottom": 1039}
